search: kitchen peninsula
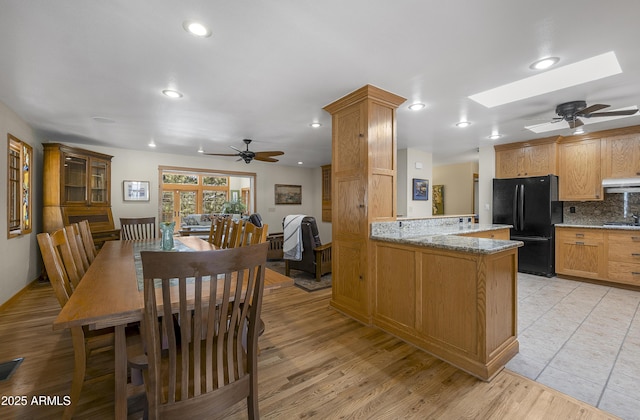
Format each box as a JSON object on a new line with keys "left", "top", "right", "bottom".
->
{"left": 368, "top": 217, "right": 522, "bottom": 381}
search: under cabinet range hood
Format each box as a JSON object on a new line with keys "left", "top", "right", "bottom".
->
{"left": 602, "top": 177, "right": 640, "bottom": 193}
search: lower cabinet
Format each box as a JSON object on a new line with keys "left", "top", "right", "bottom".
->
{"left": 556, "top": 226, "right": 640, "bottom": 286}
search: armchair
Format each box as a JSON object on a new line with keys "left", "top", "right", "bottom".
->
{"left": 285, "top": 216, "right": 331, "bottom": 281}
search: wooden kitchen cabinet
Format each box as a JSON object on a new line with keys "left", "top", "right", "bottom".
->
{"left": 558, "top": 138, "right": 603, "bottom": 201}
{"left": 555, "top": 227, "right": 606, "bottom": 280}
{"left": 323, "top": 85, "right": 405, "bottom": 323}
{"left": 607, "top": 230, "right": 640, "bottom": 286}
{"left": 601, "top": 132, "right": 640, "bottom": 179}
{"left": 494, "top": 137, "right": 558, "bottom": 178}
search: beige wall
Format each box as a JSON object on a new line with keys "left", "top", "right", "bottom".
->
{"left": 0, "top": 101, "right": 43, "bottom": 306}
{"left": 398, "top": 148, "right": 434, "bottom": 218}
{"left": 65, "top": 144, "right": 331, "bottom": 242}
{"left": 432, "top": 161, "right": 479, "bottom": 216}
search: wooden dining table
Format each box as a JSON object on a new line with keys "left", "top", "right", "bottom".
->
{"left": 53, "top": 236, "right": 292, "bottom": 418}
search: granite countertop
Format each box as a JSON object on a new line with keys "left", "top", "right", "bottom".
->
{"left": 370, "top": 223, "right": 523, "bottom": 255}
{"left": 556, "top": 223, "right": 640, "bottom": 231}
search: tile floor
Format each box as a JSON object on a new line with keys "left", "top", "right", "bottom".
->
{"left": 506, "top": 273, "right": 640, "bottom": 420}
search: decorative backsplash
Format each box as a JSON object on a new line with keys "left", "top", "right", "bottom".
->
{"left": 562, "top": 192, "right": 640, "bottom": 225}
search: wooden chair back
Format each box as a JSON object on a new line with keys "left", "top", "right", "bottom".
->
{"left": 120, "top": 217, "right": 156, "bottom": 240}
{"left": 209, "top": 216, "right": 243, "bottom": 249}
{"left": 65, "top": 224, "right": 90, "bottom": 276}
{"left": 37, "top": 231, "right": 75, "bottom": 307}
{"left": 78, "top": 219, "right": 98, "bottom": 263}
{"left": 238, "top": 222, "right": 268, "bottom": 247}
{"left": 140, "top": 242, "right": 269, "bottom": 419}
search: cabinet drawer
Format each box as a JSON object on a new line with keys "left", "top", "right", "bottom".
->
{"left": 608, "top": 262, "right": 640, "bottom": 286}
{"left": 556, "top": 228, "right": 604, "bottom": 242}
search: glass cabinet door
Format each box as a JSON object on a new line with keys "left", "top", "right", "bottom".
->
{"left": 63, "top": 154, "right": 88, "bottom": 204}
{"left": 90, "top": 159, "right": 109, "bottom": 204}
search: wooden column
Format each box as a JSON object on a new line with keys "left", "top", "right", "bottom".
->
{"left": 323, "top": 85, "right": 406, "bottom": 323}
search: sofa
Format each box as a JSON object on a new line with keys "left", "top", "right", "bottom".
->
{"left": 179, "top": 213, "right": 215, "bottom": 235}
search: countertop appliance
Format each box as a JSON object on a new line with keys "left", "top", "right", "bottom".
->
{"left": 492, "top": 175, "right": 563, "bottom": 277}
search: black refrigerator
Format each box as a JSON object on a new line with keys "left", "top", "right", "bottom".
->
{"left": 492, "top": 175, "right": 563, "bottom": 277}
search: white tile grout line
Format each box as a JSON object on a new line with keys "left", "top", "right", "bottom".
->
{"left": 595, "top": 295, "right": 640, "bottom": 408}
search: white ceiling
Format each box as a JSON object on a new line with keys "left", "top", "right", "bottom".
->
{"left": 1, "top": 1, "right": 640, "bottom": 168}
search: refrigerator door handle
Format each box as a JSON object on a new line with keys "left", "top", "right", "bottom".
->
{"left": 519, "top": 184, "right": 525, "bottom": 231}
{"left": 512, "top": 185, "right": 519, "bottom": 227}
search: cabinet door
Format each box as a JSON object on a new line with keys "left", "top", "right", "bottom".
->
{"left": 321, "top": 165, "right": 331, "bottom": 222}
{"left": 62, "top": 152, "right": 88, "bottom": 205}
{"left": 90, "top": 158, "right": 110, "bottom": 205}
{"left": 607, "top": 230, "right": 640, "bottom": 286}
{"left": 495, "top": 148, "right": 524, "bottom": 178}
{"left": 555, "top": 228, "right": 606, "bottom": 279}
{"left": 524, "top": 142, "right": 556, "bottom": 176}
{"left": 558, "top": 139, "right": 603, "bottom": 201}
{"left": 602, "top": 134, "right": 640, "bottom": 179}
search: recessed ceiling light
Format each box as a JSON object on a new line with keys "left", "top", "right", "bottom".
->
{"left": 182, "top": 21, "right": 212, "bottom": 38}
{"left": 408, "top": 103, "right": 426, "bottom": 111}
{"left": 298, "top": 161, "right": 303, "bottom": 165}
{"left": 529, "top": 57, "right": 560, "bottom": 70}
{"left": 309, "top": 122, "right": 322, "bottom": 128}
{"left": 162, "top": 89, "right": 183, "bottom": 99}
{"left": 488, "top": 133, "right": 502, "bottom": 140}
{"left": 148, "top": 140, "right": 156, "bottom": 148}
{"left": 456, "top": 121, "right": 471, "bottom": 128}
{"left": 197, "top": 147, "right": 204, "bottom": 153}
{"left": 469, "top": 51, "right": 622, "bottom": 108}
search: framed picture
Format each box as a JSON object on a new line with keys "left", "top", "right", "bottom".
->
{"left": 123, "top": 180, "right": 150, "bottom": 201}
{"left": 432, "top": 184, "right": 444, "bottom": 214}
{"left": 412, "top": 178, "right": 429, "bottom": 201}
{"left": 274, "top": 184, "right": 302, "bottom": 205}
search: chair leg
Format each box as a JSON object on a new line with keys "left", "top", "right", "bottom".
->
{"left": 64, "top": 328, "right": 87, "bottom": 419}
{"left": 247, "top": 374, "right": 259, "bottom": 420}
{"left": 285, "top": 260, "right": 290, "bottom": 277}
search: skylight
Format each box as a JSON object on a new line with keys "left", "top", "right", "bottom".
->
{"left": 469, "top": 51, "right": 622, "bottom": 108}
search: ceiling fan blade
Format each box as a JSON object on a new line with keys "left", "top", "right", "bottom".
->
{"left": 204, "top": 152, "right": 240, "bottom": 157}
{"left": 229, "top": 145, "right": 243, "bottom": 152}
{"left": 550, "top": 117, "right": 564, "bottom": 123}
{"left": 254, "top": 151, "right": 284, "bottom": 158}
{"left": 254, "top": 156, "right": 279, "bottom": 162}
{"left": 576, "top": 104, "right": 609, "bottom": 116}
{"left": 584, "top": 109, "right": 639, "bottom": 117}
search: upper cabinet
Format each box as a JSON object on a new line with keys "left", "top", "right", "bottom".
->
{"left": 494, "top": 136, "right": 559, "bottom": 178}
{"left": 558, "top": 138, "right": 603, "bottom": 201}
{"left": 43, "top": 143, "right": 116, "bottom": 237}
{"left": 601, "top": 132, "right": 640, "bottom": 179}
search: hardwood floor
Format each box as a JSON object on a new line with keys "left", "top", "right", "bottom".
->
{"left": 0, "top": 280, "right": 619, "bottom": 419}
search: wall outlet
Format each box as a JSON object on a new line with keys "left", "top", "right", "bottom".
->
{"left": 570, "top": 206, "right": 576, "bottom": 213}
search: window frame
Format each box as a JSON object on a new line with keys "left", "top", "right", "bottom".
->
{"left": 7, "top": 134, "right": 33, "bottom": 238}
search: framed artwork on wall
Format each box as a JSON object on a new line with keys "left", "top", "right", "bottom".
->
{"left": 412, "top": 178, "right": 429, "bottom": 201}
{"left": 123, "top": 180, "right": 150, "bottom": 201}
{"left": 432, "top": 185, "right": 444, "bottom": 215}
{"left": 274, "top": 184, "right": 302, "bottom": 205}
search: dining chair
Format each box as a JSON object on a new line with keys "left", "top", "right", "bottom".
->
{"left": 78, "top": 219, "right": 98, "bottom": 263}
{"left": 65, "top": 224, "right": 90, "bottom": 277}
{"left": 120, "top": 216, "right": 157, "bottom": 240}
{"left": 238, "top": 222, "right": 269, "bottom": 247}
{"left": 139, "top": 242, "right": 269, "bottom": 419}
{"left": 209, "top": 216, "right": 243, "bottom": 249}
{"left": 37, "top": 230, "right": 116, "bottom": 419}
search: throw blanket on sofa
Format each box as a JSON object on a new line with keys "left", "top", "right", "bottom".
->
{"left": 283, "top": 214, "right": 305, "bottom": 261}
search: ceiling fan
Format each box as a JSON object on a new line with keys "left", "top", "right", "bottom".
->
{"left": 552, "top": 100, "right": 639, "bottom": 129}
{"left": 204, "top": 139, "right": 284, "bottom": 164}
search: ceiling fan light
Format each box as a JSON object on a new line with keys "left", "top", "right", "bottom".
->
{"left": 530, "top": 57, "right": 559, "bottom": 70}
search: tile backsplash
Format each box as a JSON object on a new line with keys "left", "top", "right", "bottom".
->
{"left": 562, "top": 192, "right": 640, "bottom": 225}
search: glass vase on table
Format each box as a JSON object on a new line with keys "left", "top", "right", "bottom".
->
{"left": 160, "top": 221, "right": 175, "bottom": 250}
